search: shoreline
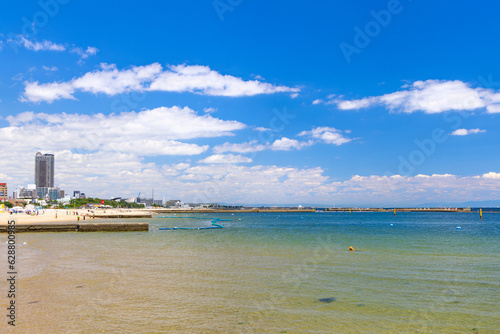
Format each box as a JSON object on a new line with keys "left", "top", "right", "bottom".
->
{"left": 0, "top": 208, "right": 152, "bottom": 225}
{"left": 0, "top": 207, "right": 494, "bottom": 226}
{"left": 149, "top": 207, "right": 481, "bottom": 213}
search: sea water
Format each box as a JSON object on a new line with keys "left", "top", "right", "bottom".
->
{"left": 1, "top": 212, "right": 499, "bottom": 333}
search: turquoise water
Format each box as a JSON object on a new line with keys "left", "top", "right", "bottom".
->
{"left": 2, "top": 212, "right": 499, "bottom": 333}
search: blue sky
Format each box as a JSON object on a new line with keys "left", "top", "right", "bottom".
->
{"left": 0, "top": 0, "right": 499, "bottom": 206}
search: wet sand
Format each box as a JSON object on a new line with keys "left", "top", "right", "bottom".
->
{"left": 0, "top": 209, "right": 152, "bottom": 225}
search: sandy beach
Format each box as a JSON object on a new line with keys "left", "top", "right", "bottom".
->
{"left": 0, "top": 208, "right": 152, "bottom": 225}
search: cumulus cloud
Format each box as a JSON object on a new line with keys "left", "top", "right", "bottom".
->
{"left": 312, "top": 99, "right": 323, "bottom": 105}
{"left": 482, "top": 172, "right": 500, "bottom": 179}
{"left": 330, "top": 80, "right": 500, "bottom": 114}
{"left": 2, "top": 106, "right": 244, "bottom": 156}
{"left": 214, "top": 126, "right": 352, "bottom": 154}
{"left": 22, "top": 63, "right": 300, "bottom": 103}
{"left": 1, "top": 121, "right": 498, "bottom": 205}
{"left": 213, "top": 140, "right": 268, "bottom": 154}
{"left": 451, "top": 128, "right": 486, "bottom": 136}
{"left": 22, "top": 81, "right": 76, "bottom": 103}
{"left": 298, "top": 127, "right": 352, "bottom": 145}
{"left": 198, "top": 154, "right": 253, "bottom": 164}
{"left": 213, "top": 137, "right": 313, "bottom": 154}
{"left": 336, "top": 173, "right": 500, "bottom": 206}
{"left": 270, "top": 137, "right": 313, "bottom": 151}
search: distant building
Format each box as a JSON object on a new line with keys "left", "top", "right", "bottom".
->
{"left": 72, "top": 191, "right": 86, "bottom": 199}
{"left": 166, "top": 200, "right": 181, "bottom": 207}
{"left": 0, "top": 183, "right": 7, "bottom": 200}
{"left": 14, "top": 187, "right": 36, "bottom": 200}
{"left": 35, "top": 152, "right": 55, "bottom": 188}
{"left": 36, "top": 187, "right": 61, "bottom": 201}
{"left": 137, "top": 197, "right": 163, "bottom": 206}
{"left": 124, "top": 197, "right": 137, "bottom": 203}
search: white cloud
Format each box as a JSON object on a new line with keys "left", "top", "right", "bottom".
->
{"left": 213, "top": 137, "right": 313, "bottom": 154}
{"left": 271, "top": 137, "right": 312, "bottom": 151}
{"left": 42, "top": 66, "right": 58, "bottom": 72}
{"left": 2, "top": 106, "right": 244, "bottom": 156}
{"left": 213, "top": 140, "right": 267, "bottom": 154}
{"left": 213, "top": 126, "right": 352, "bottom": 155}
{"left": 72, "top": 62, "right": 162, "bottom": 95}
{"left": 203, "top": 107, "right": 217, "bottom": 114}
{"left": 331, "top": 80, "right": 500, "bottom": 114}
{"left": 149, "top": 64, "right": 300, "bottom": 97}
{"left": 335, "top": 173, "right": 500, "bottom": 206}
{"left": 1, "top": 128, "right": 499, "bottom": 205}
{"left": 198, "top": 154, "right": 253, "bottom": 164}
{"left": 70, "top": 46, "right": 99, "bottom": 61}
{"left": 22, "top": 81, "right": 76, "bottom": 103}
{"left": 12, "top": 35, "right": 65, "bottom": 51}
{"left": 22, "top": 63, "right": 300, "bottom": 103}
{"left": 6, "top": 35, "right": 100, "bottom": 63}
{"left": 312, "top": 99, "right": 323, "bottom": 105}
{"left": 254, "top": 127, "right": 272, "bottom": 132}
{"left": 105, "top": 139, "right": 208, "bottom": 156}
{"left": 451, "top": 128, "right": 486, "bottom": 136}
{"left": 486, "top": 104, "right": 500, "bottom": 113}
{"left": 482, "top": 172, "right": 500, "bottom": 179}
{"left": 298, "top": 127, "right": 352, "bottom": 145}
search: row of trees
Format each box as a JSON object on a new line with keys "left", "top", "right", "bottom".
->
{"left": 1, "top": 201, "right": 13, "bottom": 208}
{"left": 59, "top": 198, "right": 149, "bottom": 209}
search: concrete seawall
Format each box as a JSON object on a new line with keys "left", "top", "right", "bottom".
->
{"left": 93, "top": 214, "right": 153, "bottom": 218}
{"left": 0, "top": 222, "right": 149, "bottom": 233}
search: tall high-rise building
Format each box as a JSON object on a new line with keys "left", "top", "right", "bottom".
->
{"left": 35, "top": 152, "right": 54, "bottom": 188}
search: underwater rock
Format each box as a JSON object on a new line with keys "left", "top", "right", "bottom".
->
{"left": 318, "top": 297, "right": 336, "bottom": 303}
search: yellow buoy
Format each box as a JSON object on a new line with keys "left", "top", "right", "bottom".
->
{"left": 394, "top": 208, "right": 396, "bottom": 216}
{"left": 480, "top": 208, "right": 483, "bottom": 220}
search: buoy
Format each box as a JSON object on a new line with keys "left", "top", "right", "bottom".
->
{"left": 349, "top": 246, "right": 355, "bottom": 252}
{"left": 349, "top": 208, "right": 351, "bottom": 215}
{"left": 394, "top": 208, "right": 396, "bottom": 216}
{"left": 480, "top": 208, "right": 482, "bottom": 220}
{"left": 456, "top": 226, "right": 461, "bottom": 230}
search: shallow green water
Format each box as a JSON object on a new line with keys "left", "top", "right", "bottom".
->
{"left": 1, "top": 212, "right": 499, "bottom": 333}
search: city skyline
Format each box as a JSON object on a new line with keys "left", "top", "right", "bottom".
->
{"left": 0, "top": 1, "right": 499, "bottom": 206}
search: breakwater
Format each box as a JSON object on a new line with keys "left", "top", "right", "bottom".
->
{"left": 0, "top": 222, "right": 149, "bottom": 233}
